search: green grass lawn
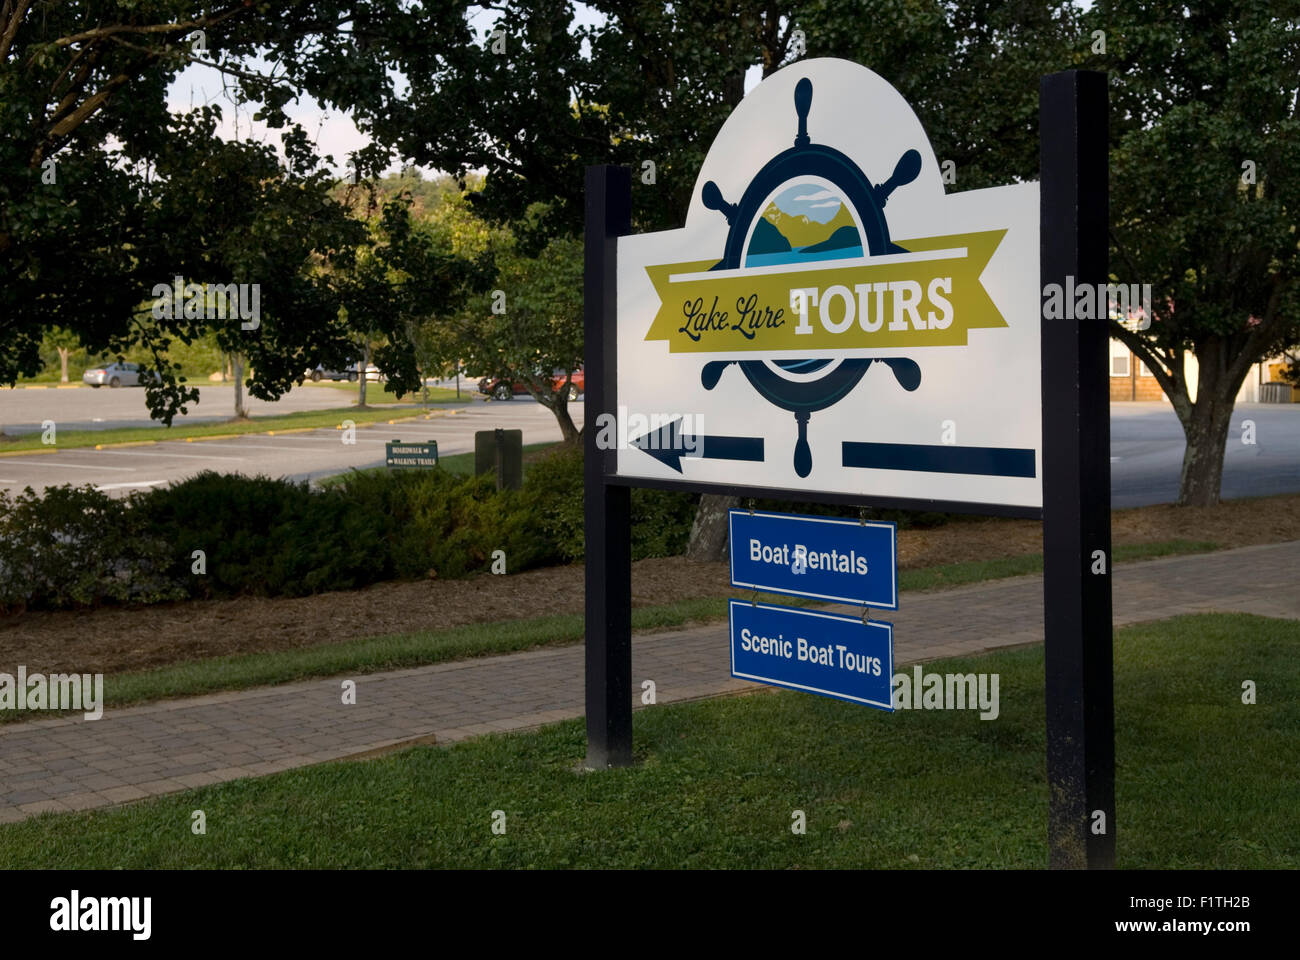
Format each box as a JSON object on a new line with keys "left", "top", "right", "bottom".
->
{"left": 0, "top": 538, "right": 1221, "bottom": 724}
{"left": 0, "top": 404, "right": 455, "bottom": 453}
{"left": 2, "top": 612, "right": 1293, "bottom": 869}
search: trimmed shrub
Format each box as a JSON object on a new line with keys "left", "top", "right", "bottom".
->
{"left": 140, "top": 472, "right": 379, "bottom": 598}
{"left": 0, "top": 443, "right": 951, "bottom": 613}
{"left": 0, "top": 485, "right": 184, "bottom": 612}
{"left": 523, "top": 443, "right": 585, "bottom": 563}
{"left": 334, "top": 467, "right": 557, "bottom": 580}
{"left": 524, "top": 442, "right": 698, "bottom": 562}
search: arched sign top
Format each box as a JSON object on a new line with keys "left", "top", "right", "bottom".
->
{"left": 685, "top": 59, "right": 945, "bottom": 241}
{"left": 614, "top": 56, "right": 1042, "bottom": 507}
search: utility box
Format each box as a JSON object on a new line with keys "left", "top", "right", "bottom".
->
{"left": 475, "top": 428, "right": 523, "bottom": 490}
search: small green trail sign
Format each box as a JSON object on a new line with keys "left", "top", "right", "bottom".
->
{"left": 385, "top": 440, "right": 439, "bottom": 468}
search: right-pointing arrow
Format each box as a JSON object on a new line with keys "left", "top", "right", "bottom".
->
{"left": 842, "top": 441, "right": 1036, "bottom": 478}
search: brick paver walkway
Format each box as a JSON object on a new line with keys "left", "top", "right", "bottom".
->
{"left": 1, "top": 541, "right": 1296, "bottom": 822}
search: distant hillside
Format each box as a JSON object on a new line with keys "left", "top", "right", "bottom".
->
{"left": 761, "top": 201, "right": 856, "bottom": 248}
{"left": 802, "top": 224, "right": 862, "bottom": 253}
{"left": 748, "top": 217, "right": 792, "bottom": 255}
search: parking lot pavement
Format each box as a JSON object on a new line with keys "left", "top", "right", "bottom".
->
{"left": 0, "top": 401, "right": 581, "bottom": 496}
{"left": 0, "top": 383, "right": 376, "bottom": 434}
{"left": 2, "top": 392, "right": 1295, "bottom": 505}
{"left": 1110, "top": 402, "right": 1300, "bottom": 507}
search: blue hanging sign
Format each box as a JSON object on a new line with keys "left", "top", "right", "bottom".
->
{"left": 729, "top": 508, "right": 897, "bottom": 609}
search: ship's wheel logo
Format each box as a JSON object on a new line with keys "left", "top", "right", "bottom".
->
{"left": 698, "top": 76, "right": 925, "bottom": 477}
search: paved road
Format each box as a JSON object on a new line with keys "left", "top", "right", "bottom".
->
{"left": 1111, "top": 402, "right": 1300, "bottom": 508}
{"left": 1, "top": 540, "right": 1295, "bottom": 822}
{"left": 2, "top": 387, "right": 1296, "bottom": 505}
{"left": 0, "top": 400, "right": 581, "bottom": 496}
{"left": 0, "top": 383, "right": 406, "bottom": 433}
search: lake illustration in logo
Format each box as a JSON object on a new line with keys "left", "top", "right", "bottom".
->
{"left": 744, "top": 181, "right": 864, "bottom": 268}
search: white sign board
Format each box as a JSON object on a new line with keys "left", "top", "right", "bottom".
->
{"left": 612, "top": 59, "right": 1041, "bottom": 509}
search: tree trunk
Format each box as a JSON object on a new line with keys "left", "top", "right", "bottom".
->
{"left": 1172, "top": 336, "right": 1248, "bottom": 507}
{"left": 357, "top": 344, "right": 370, "bottom": 407}
{"left": 526, "top": 376, "right": 582, "bottom": 443}
{"left": 686, "top": 494, "right": 738, "bottom": 562}
{"left": 1176, "top": 394, "right": 1235, "bottom": 507}
{"left": 57, "top": 347, "right": 70, "bottom": 382}
{"left": 1121, "top": 330, "right": 1251, "bottom": 509}
{"left": 545, "top": 395, "right": 580, "bottom": 443}
{"left": 232, "top": 352, "right": 247, "bottom": 419}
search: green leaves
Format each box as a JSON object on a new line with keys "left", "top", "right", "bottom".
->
{"left": 1, "top": 2, "right": 407, "bottom": 415}
{"left": 1091, "top": 0, "right": 1300, "bottom": 362}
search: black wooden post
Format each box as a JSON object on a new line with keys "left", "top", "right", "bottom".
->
{"left": 1039, "top": 70, "right": 1116, "bottom": 868}
{"left": 584, "top": 165, "right": 633, "bottom": 768}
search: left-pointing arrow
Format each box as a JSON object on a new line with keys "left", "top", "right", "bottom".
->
{"left": 630, "top": 418, "right": 764, "bottom": 473}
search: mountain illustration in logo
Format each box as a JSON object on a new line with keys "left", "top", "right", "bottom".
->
{"left": 745, "top": 184, "right": 863, "bottom": 266}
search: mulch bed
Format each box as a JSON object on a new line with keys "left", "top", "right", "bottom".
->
{"left": 3, "top": 494, "right": 1299, "bottom": 676}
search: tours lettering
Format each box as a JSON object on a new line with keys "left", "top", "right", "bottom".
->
{"left": 676, "top": 278, "right": 954, "bottom": 345}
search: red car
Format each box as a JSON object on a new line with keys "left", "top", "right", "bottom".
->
{"left": 480, "top": 368, "right": 584, "bottom": 401}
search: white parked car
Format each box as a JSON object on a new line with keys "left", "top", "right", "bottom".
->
{"left": 306, "top": 363, "right": 359, "bottom": 382}
{"left": 83, "top": 362, "right": 160, "bottom": 388}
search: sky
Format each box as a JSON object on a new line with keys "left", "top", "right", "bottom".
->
{"left": 164, "top": 3, "right": 614, "bottom": 180}
{"left": 164, "top": 3, "right": 765, "bottom": 181}
{"left": 774, "top": 184, "right": 847, "bottom": 223}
